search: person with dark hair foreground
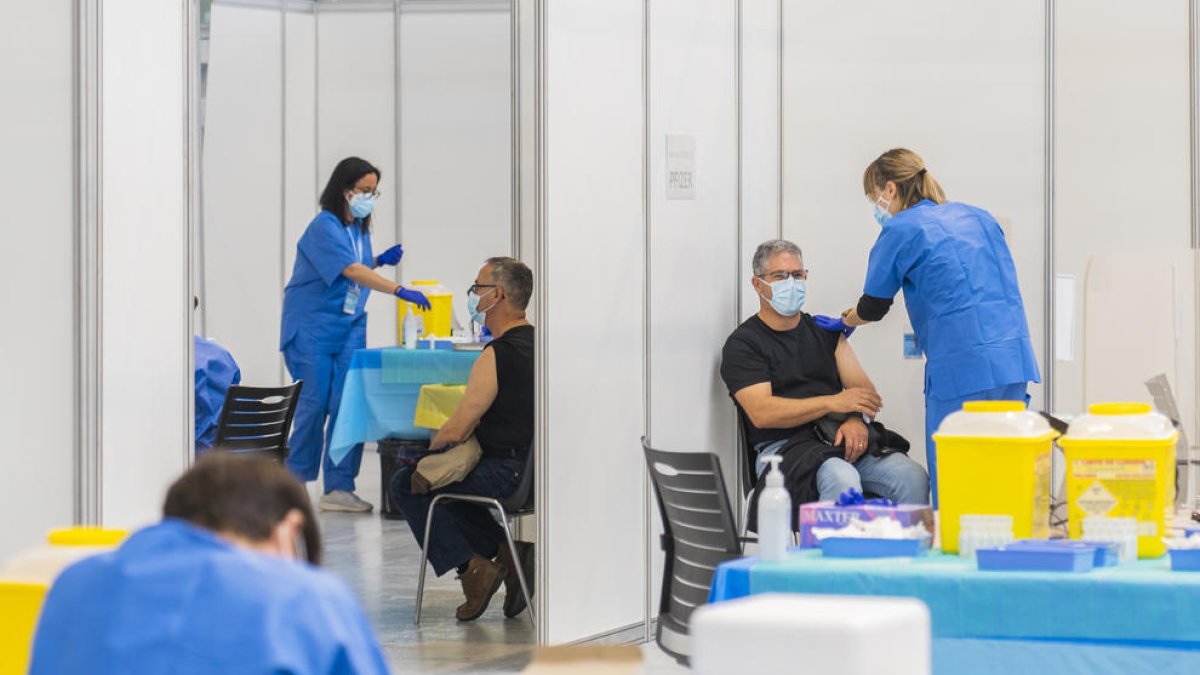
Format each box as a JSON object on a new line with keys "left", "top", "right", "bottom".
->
{"left": 29, "top": 454, "right": 390, "bottom": 675}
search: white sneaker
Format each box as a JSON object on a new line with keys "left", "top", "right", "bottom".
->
{"left": 319, "top": 490, "right": 374, "bottom": 513}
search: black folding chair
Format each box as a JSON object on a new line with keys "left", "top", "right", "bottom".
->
{"left": 211, "top": 382, "right": 303, "bottom": 462}
{"left": 643, "top": 438, "right": 744, "bottom": 664}
{"left": 413, "top": 449, "right": 536, "bottom": 629}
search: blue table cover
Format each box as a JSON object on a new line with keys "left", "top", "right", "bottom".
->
{"left": 328, "top": 348, "right": 477, "bottom": 464}
{"left": 709, "top": 549, "right": 1200, "bottom": 675}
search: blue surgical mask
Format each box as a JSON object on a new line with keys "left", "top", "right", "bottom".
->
{"left": 467, "top": 289, "right": 496, "bottom": 325}
{"left": 348, "top": 192, "right": 375, "bottom": 219}
{"left": 761, "top": 277, "right": 807, "bottom": 317}
{"left": 872, "top": 195, "right": 892, "bottom": 226}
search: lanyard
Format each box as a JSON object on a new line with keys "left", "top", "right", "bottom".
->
{"left": 346, "top": 224, "right": 363, "bottom": 265}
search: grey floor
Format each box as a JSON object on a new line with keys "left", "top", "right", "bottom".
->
{"left": 317, "top": 453, "right": 688, "bottom": 674}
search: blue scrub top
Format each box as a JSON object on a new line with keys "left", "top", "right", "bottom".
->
{"left": 29, "top": 519, "right": 391, "bottom": 675}
{"left": 863, "top": 200, "right": 1041, "bottom": 400}
{"left": 194, "top": 335, "right": 241, "bottom": 452}
{"left": 281, "top": 210, "right": 374, "bottom": 353}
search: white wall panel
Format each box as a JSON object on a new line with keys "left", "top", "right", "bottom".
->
{"left": 740, "top": 0, "right": 781, "bottom": 320}
{"left": 1054, "top": 0, "right": 1192, "bottom": 430}
{"left": 100, "top": 0, "right": 190, "bottom": 527}
{"left": 543, "top": 0, "right": 645, "bottom": 644}
{"left": 0, "top": 0, "right": 77, "bottom": 560}
{"left": 781, "top": 0, "right": 1046, "bottom": 468}
{"left": 400, "top": 8, "right": 512, "bottom": 323}
{"left": 203, "top": 5, "right": 284, "bottom": 385}
{"left": 284, "top": 9, "right": 319, "bottom": 367}
{"left": 316, "top": 9, "right": 398, "bottom": 346}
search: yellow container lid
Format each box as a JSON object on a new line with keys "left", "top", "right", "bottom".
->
{"left": 934, "top": 400, "right": 1056, "bottom": 439}
{"left": 1062, "top": 401, "right": 1176, "bottom": 442}
{"left": 47, "top": 527, "right": 128, "bottom": 547}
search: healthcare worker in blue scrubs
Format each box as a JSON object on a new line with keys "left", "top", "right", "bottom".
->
{"left": 282, "top": 157, "right": 430, "bottom": 513}
{"left": 841, "top": 148, "right": 1040, "bottom": 507}
{"left": 30, "top": 454, "right": 391, "bottom": 675}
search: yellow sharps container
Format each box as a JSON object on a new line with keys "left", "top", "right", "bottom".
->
{"left": 1059, "top": 402, "right": 1177, "bottom": 558}
{"left": 397, "top": 280, "right": 454, "bottom": 339}
{"left": 0, "top": 527, "right": 127, "bottom": 674}
{"left": 934, "top": 401, "right": 1057, "bottom": 554}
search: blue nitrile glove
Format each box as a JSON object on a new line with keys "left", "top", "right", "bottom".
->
{"left": 395, "top": 286, "right": 431, "bottom": 311}
{"left": 375, "top": 244, "right": 404, "bottom": 267}
{"left": 835, "top": 487, "right": 896, "bottom": 508}
{"left": 814, "top": 314, "right": 855, "bottom": 338}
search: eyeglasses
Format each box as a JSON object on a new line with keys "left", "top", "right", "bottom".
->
{"left": 757, "top": 268, "right": 810, "bottom": 282}
{"left": 350, "top": 187, "right": 382, "bottom": 199}
{"left": 467, "top": 283, "right": 497, "bottom": 295}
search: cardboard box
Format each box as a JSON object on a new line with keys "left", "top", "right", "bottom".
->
{"left": 798, "top": 501, "right": 934, "bottom": 548}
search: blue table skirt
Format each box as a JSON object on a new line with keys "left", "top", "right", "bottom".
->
{"left": 329, "top": 348, "right": 478, "bottom": 464}
{"left": 709, "top": 549, "right": 1200, "bottom": 675}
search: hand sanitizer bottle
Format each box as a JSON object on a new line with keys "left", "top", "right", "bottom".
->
{"left": 402, "top": 306, "right": 417, "bottom": 350}
{"left": 758, "top": 455, "right": 791, "bottom": 562}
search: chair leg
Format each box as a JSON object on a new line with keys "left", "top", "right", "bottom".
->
{"left": 495, "top": 504, "right": 536, "bottom": 630}
{"left": 413, "top": 494, "right": 449, "bottom": 626}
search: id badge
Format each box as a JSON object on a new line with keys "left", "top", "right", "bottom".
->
{"left": 343, "top": 284, "right": 361, "bottom": 315}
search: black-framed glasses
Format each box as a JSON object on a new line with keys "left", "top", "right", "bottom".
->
{"left": 757, "top": 268, "right": 810, "bottom": 282}
{"left": 467, "top": 283, "right": 497, "bottom": 295}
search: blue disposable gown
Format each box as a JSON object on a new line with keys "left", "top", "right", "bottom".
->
{"left": 281, "top": 211, "right": 373, "bottom": 354}
{"left": 194, "top": 335, "right": 242, "bottom": 453}
{"left": 29, "top": 519, "right": 391, "bottom": 675}
{"left": 863, "top": 200, "right": 1041, "bottom": 401}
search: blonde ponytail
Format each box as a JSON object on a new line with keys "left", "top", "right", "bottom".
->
{"left": 862, "top": 148, "right": 946, "bottom": 209}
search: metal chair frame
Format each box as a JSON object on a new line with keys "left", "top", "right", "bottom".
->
{"left": 413, "top": 450, "right": 535, "bottom": 630}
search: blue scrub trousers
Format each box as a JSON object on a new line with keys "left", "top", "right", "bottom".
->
{"left": 283, "top": 326, "right": 365, "bottom": 493}
{"left": 925, "top": 381, "right": 1030, "bottom": 509}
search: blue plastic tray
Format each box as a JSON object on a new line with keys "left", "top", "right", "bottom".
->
{"left": 1170, "top": 549, "right": 1200, "bottom": 571}
{"left": 976, "top": 544, "right": 1095, "bottom": 572}
{"left": 820, "top": 537, "right": 929, "bottom": 558}
{"left": 1010, "top": 539, "right": 1120, "bottom": 568}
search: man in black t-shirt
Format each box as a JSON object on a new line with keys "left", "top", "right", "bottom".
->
{"left": 390, "top": 257, "right": 535, "bottom": 623}
{"left": 721, "top": 240, "right": 928, "bottom": 518}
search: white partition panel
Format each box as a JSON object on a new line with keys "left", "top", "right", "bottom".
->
{"left": 542, "top": 0, "right": 646, "bottom": 644}
{"left": 646, "top": 0, "right": 739, "bottom": 620}
{"left": 1054, "top": 0, "right": 1192, "bottom": 430}
{"left": 284, "top": 9, "right": 319, "bottom": 333}
{"left": 0, "top": 0, "right": 77, "bottom": 559}
{"left": 203, "top": 4, "right": 284, "bottom": 385}
{"left": 781, "top": 0, "right": 1046, "bottom": 467}
{"left": 100, "top": 0, "right": 190, "bottom": 527}
{"left": 317, "top": 8, "right": 398, "bottom": 347}
{"left": 740, "top": 0, "right": 781, "bottom": 320}
{"left": 400, "top": 6, "right": 512, "bottom": 323}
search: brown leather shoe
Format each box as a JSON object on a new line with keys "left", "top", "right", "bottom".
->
{"left": 455, "top": 554, "right": 507, "bottom": 621}
{"left": 495, "top": 541, "right": 535, "bottom": 618}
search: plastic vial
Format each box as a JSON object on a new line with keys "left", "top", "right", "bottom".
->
{"left": 402, "top": 306, "right": 418, "bottom": 350}
{"left": 758, "top": 456, "right": 792, "bottom": 562}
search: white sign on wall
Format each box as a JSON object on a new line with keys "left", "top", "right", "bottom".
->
{"left": 666, "top": 134, "right": 695, "bottom": 200}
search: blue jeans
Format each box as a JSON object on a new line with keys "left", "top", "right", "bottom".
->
{"left": 389, "top": 455, "right": 524, "bottom": 576}
{"left": 815, "top": 452, "right": 930, "bottom": 504}
{"left": 282, "top": 326, "right": 365, "bottom": 493}
{"left": 925, "top": 382, "right": 1030, "bottom": 508}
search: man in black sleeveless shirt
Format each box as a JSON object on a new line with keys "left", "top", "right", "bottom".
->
{"left": 390, "top": 257, "right": 534, "bottom": 622}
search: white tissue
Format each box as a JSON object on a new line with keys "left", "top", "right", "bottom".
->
{"left": 811, "top": 517, "right": 931, "bottom": 541}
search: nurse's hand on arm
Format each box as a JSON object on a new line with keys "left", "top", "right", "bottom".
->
{"left": 340, "top": 263, "right": 432, "bottom": 310}
{"left": 431, "top": 349, "right": 498, "bottom": 449}
{"left": 833, "top": 334, "right": 880, "bottom": 462}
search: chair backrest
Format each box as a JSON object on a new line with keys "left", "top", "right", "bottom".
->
{"left": 643, "top": 439, "right": 742, "bottom": 661}
{"left": 735, "top": 407, "right": 758, "bottom": 496}
{"left": 212, "top": 382, "right": 303, "bottom": 461}
{"left": 499, "top": 447, "right": 535, "bottom": 514}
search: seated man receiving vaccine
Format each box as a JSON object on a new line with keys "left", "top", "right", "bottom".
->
{"left": 721, "top": 240, "right": 929, "bottom": 530}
